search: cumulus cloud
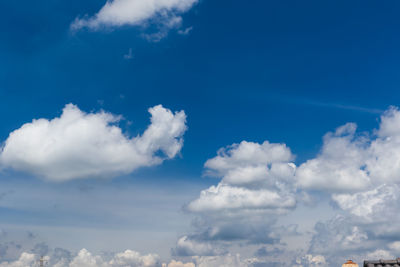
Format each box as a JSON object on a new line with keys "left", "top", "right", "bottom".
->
{"left": 365, "top": 249, "right": 394, "bottom": 260}
{"left": 1, "top": 248, "right": 161, "bottom": 267}
{"left": 196, "top": 141, "right": 297, "bottom": 212}
{"left": 179, "top": 107, "right": 400, "bottom": 264}
{"left": 308, "top": 185, "right": 400, "bottom": 265}
{"left": 6, "top": 106, "right": 400, "bottom": 266}
{"left": 0, "top": 104, "right": 187, "bottom": 181}
{"left": 388, "top": 241, "right": 400, "bottom": 252}
{"left": 108, "top": 250, "right": 160, "bottom": 267}
{"left": 69, "top": 249, "right": 107, "bottom": 267}
{"left": 309, "top": 215, "right": 370, "bottom": 256}
{"left": 71, "top": 0, "right": 198, "bottom": 35}
{"left": 1, "top": 248, "right": 267, "bottom": 267}
{"left": 180, "top": 141, "right": 297, "bottom": 250}
{"left": 297, "top": 107, "right": 400, "bottom": 193}
{"left": 204, "top": 141, "right": 294, "bottom": 178}
{"left": 0, "top": 252, "right": 37, "bottom": 267}
{"left": 332, "top": 184, "right": 400, "bottom": 221}
{"left": 293, "top": 254, "right": 327, "bottom": 267}
{"left": 172, "top": 236, "right": 216, "bottom": 256}
{"left": 306, "top": 210, "right": 400, "bottom": 265}
{"left": 290, "top": 107, "right": 400, "bottom": 264}
{"left": 187, "top": 183, "right": 296, "bottom": 214}
{"left": 296, "top": 123, "right": 371, "bottom": 192}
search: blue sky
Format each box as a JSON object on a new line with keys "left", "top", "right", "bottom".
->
{"left": 1, "top": 1, "right": 400, "bottom": 266}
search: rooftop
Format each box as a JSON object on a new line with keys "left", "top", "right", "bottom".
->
{"left": 364, "top": 259, "right": 400, "bottom": 267}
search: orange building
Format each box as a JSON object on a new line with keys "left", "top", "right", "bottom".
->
{"left": 343, "top": 260, "right": 358, "bottom": 267}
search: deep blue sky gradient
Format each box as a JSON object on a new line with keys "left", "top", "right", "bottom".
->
{"left": 1, "top": 1, "right": 399, "bottom": 170}
{"left": 1, "top": 0, "right": 400, "bottom": 260}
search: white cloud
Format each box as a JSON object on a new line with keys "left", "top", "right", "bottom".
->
{"left": 69, "top": 249, "right": 107, "bottom": 267}
{"left": 297, "top": 107, "right": 400, "bottom": 193}
{"left": 388, "top": 241, "right": 400, "bottom": 252}
{"left": 124, "top": 48, "right": 134, "bottom": 60}
{"left": 177, "top": 26, "right": 193, "bottom": 35}
{"left": 172, "top": 236, "right": 216, "bottom": 256}
{"left": 109, "top": 250, "right": 160, "bottom": 267}
{"left": 71, "top": 0, "right": 198, "bottom": 33}
{"left": 375, "top": 106, "right": 400, "bottom": 137}
{"left": 332, "top": 184, "right": 399, "bottom": 221}
{"left": 0, "top": 252, "right": 36, "bottom": 267}
{"left": 365, "top": 249, "right": 394, "bottom": 261}
{"left": 293, "top": 254, "right": 327, "bottom": 267}
{"left": 304, "top": 254, "right": 326, "bottom": 265}
{"left": 187, "top": 183, "right": 296, "bottom": 213}
{"left": 178, "top": 106, "right": 400, "bottom": 263}
{"left": 189, "top": 141, "right": 296, "bottom": 215}
{"left": 183, "top": 141, "right": 297, "bottom": 247}
{"left": 205, "top": 141, "right": 293, "bottom": 176}
{"left": 1, "top": 249, "right": 262, "bottom": 267}
{"left": 290, "top": 107, "right": 400, "bottom": 265}
{"left": 296, "top": 123, "right": 370, "bottom": 192}
{"left": 0, "top": 104, "right": 187, "bottom": 181}
{"left": 307, "top": 215, "right": 372, "bottom": 263}
{"left": 6, "top": 105, "right": 400, "bottom": 266}
{"left": 1, "top": 248, "right": 161, "bottom": 267}
{"left": 365, "top": 107, "right": 400, "bottom": 183}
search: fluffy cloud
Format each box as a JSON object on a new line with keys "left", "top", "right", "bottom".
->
{"left": 365, "top": 249, "right": 394, "bottom": 261}
{"left": 366, "top": 107, "right": 400, "bottom": 183}
{"left": 179, "top": 107, "right": 400, "bottom": 264}
{"left": 1, "top": 248, "right": 161, "bottom": 267}
{"left": 1, "top": 249, "right": 265, "bottom": 267}
{"left": 71, "top": 0, "right": 198, "bottom": 32}
{"left": 6, "top": 106, "right": 400, "bottom": 266}
{"left": 388, "top": 241, "right": 400, "bottom": 252}
{"left": 193, "top": 141, "right": 297, "bottom": 214}
{"left": 296, "top": 123, "right": 370, "bottom": 192}
{"left": 308, "top": 185, "right": 400, "bottom": 265}
{"left": 297, "top": 107, "right": 400, "bottom": 193}
{"left": 0, "top": 104, "right": 187, "bottom": 181}
{"left": 187, "top": 183, "right": 296, "bottom": 214}
{"left": 172, "top": 236, "right": 216, "bottom": 256}
{"left": 69, "top": 249, "right": 107, "bottom": 267}
{"left": 293, "top": 254, "right": 327, "bottom": 267}
{"left": 204, "top": 141, "right": 294, "bottom": 178}
{"left": 291, "top": 107, "right": 400, "bottom": 264}
{"left": 306, "top": 210, "right": 400, "bottom": 266}
{"left": 332, "top": 184, "right": 399, "bottom": 221}
{"left": 309, "top": 215, "right": 370, "bottom": 256}
{"left": 0, "top": 252, "right": 37, "bottom": 267}
{"left": 179, "top": 141, "right": 297, "bottom": 250}
{"left": 109, "top": 250, "right": 160, "bottom": 267}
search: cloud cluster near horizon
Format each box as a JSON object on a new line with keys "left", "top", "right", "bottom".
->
{"left": 71, "top": 0, "right": 198, "bottom": 35}
{"left": 0, "top": 104, "right": 187, "bottom": 181}
{"left": 0, "top": 247, "right": 264, "bottom": 267}
{"left": 173, "top": 106, "right": 400, "bottom": 265}
{"left": 0, "top": 244, "right": 329, "bottom": 267}
{"left": 5, "top": 105, "right": 400, "bottom": 265}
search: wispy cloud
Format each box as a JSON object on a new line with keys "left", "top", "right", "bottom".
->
{"left": 123, "top": 48, "right": 134, "bottom": 60}
{"left": 301, "top": 99, "right": 384, "bottom": 114}
{"left": 178, "top": 26, "right": 193, "bottom": 35}
{"left": 260, "top": 93, "right": 384, "bottom": 115}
